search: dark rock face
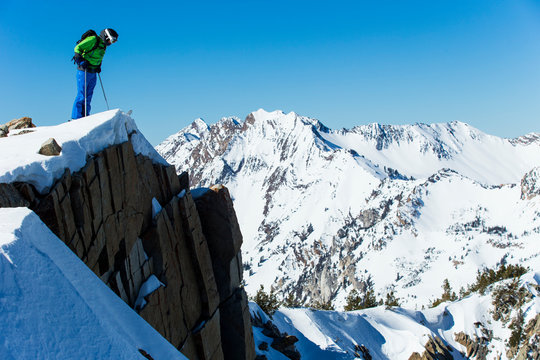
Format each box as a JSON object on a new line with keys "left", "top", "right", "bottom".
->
{"left": 1, "top": 140, "right": 255, "bottom": 360}
{"left": 0, "top": 183, "right": 30, "bottom": 207}
{"left": 194, "top": 184, "right": 255, "bottom": 359}
{"left": 271, "top": 335, "right": 300, "bottom": 360}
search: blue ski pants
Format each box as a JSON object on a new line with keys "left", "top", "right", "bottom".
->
{"left": 71, "top": 70, "right": 97, "bottom": 119}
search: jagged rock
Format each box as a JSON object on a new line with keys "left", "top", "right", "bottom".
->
{"left": 262, "top": 321, "right": 282, "bottom": 339}
{"left": 194, "top": 184, "right": 243, "bottom": 300}
{"left": 252, "top": 314, "right": 301, "bottom": 360}
{"left": 259, "top": 342, "right": 269, "bottom": 351}
{"left": 194, "top": 184, "right": 255, "bottom": 360}
{"left": 5, "top": 116, "right": 35, "bottom": 130}
{"left": 409, "top": 335, "right": 454, "bottom": 360}
{"left": 521, "top": 167, "right": 540, "bottom": 200}
{"left": 514, "top": 314, "right": 540, "bottom": 360}
{"left": 38, "top": 138, "right": 62, "bottom": 156}
{"left": 454, "top": 332, "right": 489, "bottom": 359}
{"left": 271, "top": 335, "right": 300, "bottom": 360}
{"left": 0, "top": 125, "right": 8, "bottom": 137}
{"left": 354, "top": 344, "right": 372, "bottom": 360}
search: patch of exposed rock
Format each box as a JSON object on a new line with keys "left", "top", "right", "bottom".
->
{"left": 353, "top": 344, "right": 372, "bottom": 359}
{"left": 454, "top": 331, "right": 490, "bottom": 359}
{"left": 521, "top": 167, "right": 540, "bottom": 200}
{"left": 0, "top": 140, "right": 255, "bottom": 360}
{"left": 409, "top": 335, "right": 454, "bottom": 360}
{"left": 251, "top": 310, "right": 301, "bottom": 360}
{"left": 5, "top": 116, "right": 35, "bottom": 131}
{"left": 510, "top": 133, "right": 540, "bottom": 146}
{"left": 513, "top": 313, "right": 540, "bottom": 360}
{"left": 1, "top": 116, "right": 36, "bottom": 137}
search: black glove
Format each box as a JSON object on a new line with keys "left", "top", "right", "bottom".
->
{"left": 73, "top": 53, "right": 83, "bottom": 64}
{"left": 96, "top": 65, "right": 101, "bottom": 73}
{"left": 72, "top": 53, "right": 87, "bottom": 69}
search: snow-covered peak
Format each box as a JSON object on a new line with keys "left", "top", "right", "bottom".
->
{"left": 0, "top": 110, "right": 165, "bottom": 193}
{"left": 249, "top": 108, "right": 290, "bottom": 121}
{"left": 244, "top": 109, "right": 302, "bottom": 132}
{"left": 189, "top": 117, "right": 210, "bottom": 135}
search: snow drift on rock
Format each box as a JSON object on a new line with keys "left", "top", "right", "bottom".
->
{"left": 0, "top": 109, "right": 166, "bottom": 193}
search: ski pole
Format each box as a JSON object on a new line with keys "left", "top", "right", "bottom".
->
{"left": 98, "top": 73, "right": 110, "bottom": 110}
{"left": 84, "top": 69, "right": 87, "bottom": 117}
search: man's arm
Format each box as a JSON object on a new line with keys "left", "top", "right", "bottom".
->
{"left": 74, "top": 36, "right": 98, "bottom": 56}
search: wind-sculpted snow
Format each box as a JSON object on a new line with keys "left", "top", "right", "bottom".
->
{"left": 157, "top": 109, "right": 540, "bottom": 310}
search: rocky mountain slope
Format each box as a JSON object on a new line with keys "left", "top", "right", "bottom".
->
{"left": 0, "top": 111, "right": 255, "bottom": 360}
{"left": 157, "top": 109, "right": 540, "bottom": 310}
{"left": 250, "top": 269, "right": 540, "bottom": 360}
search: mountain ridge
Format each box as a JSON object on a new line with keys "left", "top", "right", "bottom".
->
{"left": 157, "top": 109, "right": 540, "bottom": 310}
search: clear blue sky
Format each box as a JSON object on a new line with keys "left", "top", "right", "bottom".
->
{"left": 1, "top": 0, "right": 540, "bottom": 145}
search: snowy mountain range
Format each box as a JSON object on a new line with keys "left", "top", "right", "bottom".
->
{"left": 157, "top": 109, "right": 540, "bottom": 310}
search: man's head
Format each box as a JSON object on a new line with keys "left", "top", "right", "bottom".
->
{"left": 100, "top": 28, "right": 118, "bottom": 46}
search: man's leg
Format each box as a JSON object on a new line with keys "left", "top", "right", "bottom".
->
{"left": 71, "top": 70, "right": 86, "bottom": 119}
{"left": 85, "top": 72, "right": 97, "bottom": 116}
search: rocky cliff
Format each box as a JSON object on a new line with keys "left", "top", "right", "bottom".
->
{"left": 0, "top": 137, "right": 255, "bottom": 360}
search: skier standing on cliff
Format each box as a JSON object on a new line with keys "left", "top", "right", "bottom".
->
{"left": 71, "top": 28, "right": 118, "bottom": 120}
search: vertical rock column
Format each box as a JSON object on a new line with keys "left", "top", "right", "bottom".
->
{"left": 193, "top": 185, "right": 256, "bottom": 360}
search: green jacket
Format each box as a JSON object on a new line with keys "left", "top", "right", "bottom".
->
{"left": 74, "top": 35, "right": 106, "bottom": 69}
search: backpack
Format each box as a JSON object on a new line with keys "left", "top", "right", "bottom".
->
{"left": 76, "top": 29, "right": 101, "bottom": 53}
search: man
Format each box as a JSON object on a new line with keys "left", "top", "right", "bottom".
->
{"left": 71, "top": 28, "right": 118, "bottom": 120}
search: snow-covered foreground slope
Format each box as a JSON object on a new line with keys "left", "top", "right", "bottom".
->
{"left": 0, "top": 207, "right": 187, "bottom": 360}
{"left": 250, "top": 271, "right": 540, "bottom": 360}
{"left": 157, "top": 109, "right": 540, "bottom": 310}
